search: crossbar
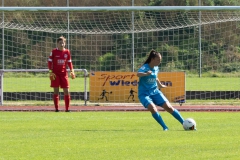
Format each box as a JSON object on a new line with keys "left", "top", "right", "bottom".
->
{"left": 0, "top": 6, "right": 240, "bottom": 12}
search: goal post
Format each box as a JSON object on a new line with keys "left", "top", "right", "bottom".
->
{"left": 1, "top": 6, "right": 240, "bottom": 106}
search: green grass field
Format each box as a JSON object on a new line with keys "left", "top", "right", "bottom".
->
{"left": 186, "top": 77, "right": 239, "bottom": 91}
{"left": 3, "top": 78, "right": 86, "bottom": 92}
{"left": 3, "top": 77, "right": 240, "bottom": 92}
{"left": 1, "top": 112, "right": 239, "bottom": 160}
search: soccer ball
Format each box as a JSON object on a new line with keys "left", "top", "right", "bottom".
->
{"left": 183, "top": 118, "right": 196, "bottom": 130}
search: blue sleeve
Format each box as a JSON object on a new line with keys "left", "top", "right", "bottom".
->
{"left": 155, "top": 66, "right": 159, "bottom": 75}
{"left": 138, "top": 64, "right": 148, "bottom": 72}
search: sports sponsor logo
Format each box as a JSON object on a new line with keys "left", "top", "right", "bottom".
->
{"left": 57, "top": 59, "right": 65, "bottom": 65}
{"left": 161, "top": 81, "right": 172, "bottom": 86}
{"left": 90, "top": 72, "right": 184, "bottom": 103}
{"left": 147, "top": 78, "right": 156, "bottom": 83}
{"left": 109, "top": 80, "right": 138, "bottom": 86}
{"left": 174, "top": 95, "right": 185, "bottom": 103}
{"left": 98, "top": 73, "right": 136, "bottom": 86}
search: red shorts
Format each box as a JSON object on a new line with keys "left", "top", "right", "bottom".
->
{"left": 50, "top": 72, "right": 69, "bottom": 88}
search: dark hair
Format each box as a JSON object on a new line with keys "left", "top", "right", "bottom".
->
{"left": 144, "top": 49, "right": 161, "bottom": 64}
{"left": 57, "top": 36, "right": 66, "bottom": 43}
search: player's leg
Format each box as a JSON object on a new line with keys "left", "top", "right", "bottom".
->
{"left": 60, "top": 74, "right": 71, "bottom": 112}
{"left": 152, "top": 91, "right": 184, "bottom": 125}
{"left": 63, "top": 88, "right": 70, "bottom": 112}
{"left": 162, "top": 101, "right": 184, "bottom": 124}
{"left": 139, "top": 93, "right": 168, "bottom": 131}
{"left": 53, "top": 87, "right": 60, "bottom": 112}
{"left": 148, "top": 103, "right": 168, "bottom": 131}
{"left": 51, "top": 75, "right": 60, "bottom": 112}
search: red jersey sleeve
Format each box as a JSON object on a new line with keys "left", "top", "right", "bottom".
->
{"left": 67, "top": 50, "right": 73, "bottom": 71}
{"left": 48, "top": 51, "right": 53, "bottom": 70}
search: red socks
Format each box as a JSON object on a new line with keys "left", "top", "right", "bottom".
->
{"left": 53, "top": 94, "right": 71, "bottom": 111}
{"left": 64, "top": 95, "right": 70, "bottom": 111}
{"left": 53, "top": 94, "right": 59, "bottom": 111}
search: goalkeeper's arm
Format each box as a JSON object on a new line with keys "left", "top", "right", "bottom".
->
{"left": 48, "top": 60, "right": 56, "bottom": 81}
{"left": 49, "top": 70, "right": 56, "bottom": 81}
{"left": 68, "top": 61, "right": 75, "bottom": 79}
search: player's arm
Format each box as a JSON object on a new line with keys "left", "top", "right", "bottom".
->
{"left": 67, "top": 53, "right": 75, "bottom": 79}
{"left": 156, "top": 78, "right": 167, "bottom": 88}
{"left": 48, "top": 52, "right": 56, "bottom": 81}
{"left": 137, "top": 71, "right": 152, "bottom": 77}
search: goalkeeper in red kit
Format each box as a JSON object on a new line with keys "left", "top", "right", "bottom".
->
{"left": 48, "top": 36, "right": 75, "bottom": 112}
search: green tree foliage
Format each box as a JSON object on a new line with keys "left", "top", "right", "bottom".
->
{"left": 202, "top": 0, "right": 240, "bottom": 6}
{"left": 98, "top": 52, "right": 121, "bottom": 71}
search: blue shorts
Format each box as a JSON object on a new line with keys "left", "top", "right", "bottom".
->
{"left": 138, "top": 90, "right": 168, "bottom": 108}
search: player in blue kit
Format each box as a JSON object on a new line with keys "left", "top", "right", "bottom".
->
{"left": 137, "top": 49, "right": 184, "bottom": 131}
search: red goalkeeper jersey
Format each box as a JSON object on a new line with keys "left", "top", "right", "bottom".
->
{"left": 48, "top": 48, "right": 73, "bottom": 74}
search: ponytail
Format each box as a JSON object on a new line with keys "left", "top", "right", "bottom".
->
{"left": 144, "top": 49, "right": 160, "bottom": 64}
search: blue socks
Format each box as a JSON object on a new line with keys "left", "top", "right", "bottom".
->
{"left": 152, "top": 112, "right": 168, "bottom": 130}
{"left": 152, "top": 110, "right": 184, "bottom": 130}
{"left": 172, "top": 109, "right": 184, "bottom": 124}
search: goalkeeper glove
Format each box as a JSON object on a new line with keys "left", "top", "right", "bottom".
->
{"left": 49, "top": 70, "right": 56, "bottom": 81}
{"left": 70, "top": 70, "right": 76, "bottom": 79}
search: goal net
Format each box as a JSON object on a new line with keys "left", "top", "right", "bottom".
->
{"left": 1, "top": 6, "right": 240, "bottom": 106}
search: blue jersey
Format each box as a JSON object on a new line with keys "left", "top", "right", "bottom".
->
{"left": 138, "top": 63, "right": 159, "bottom": 95}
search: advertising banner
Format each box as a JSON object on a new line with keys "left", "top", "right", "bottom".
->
{"left": 90, "top": 72, "right": 185, "bottom": 103}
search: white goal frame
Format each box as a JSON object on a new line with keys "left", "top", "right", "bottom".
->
{"left": 1, "top": 6, "right": 240, "bottom": 105}
{"left": 0, "top": 6, "right": 240, "bottom": 12}
{"left": 0, "top": 69, "right": 88, "bottom": 106}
